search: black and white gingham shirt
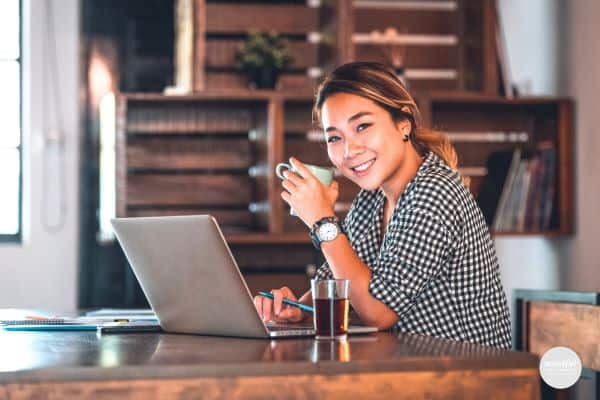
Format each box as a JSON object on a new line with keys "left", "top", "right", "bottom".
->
{"left": 317, "top": 152, "right": 512, "bottom": 348}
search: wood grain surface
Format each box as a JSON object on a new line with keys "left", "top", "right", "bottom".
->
{"left": 528, "top": 301, "right": 600, "bottom": 370}
{"left": 127, "top": 175, "right": 251, "bottom": 206}
{"left": 0, "top": 320, "right": 540, "bottom": 400}
{"left": 0, "top": 369, "right": 539, "bottom": 400}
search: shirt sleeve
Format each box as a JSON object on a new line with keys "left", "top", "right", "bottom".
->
{"left": 315, "top": 261, "right": 334, "bottom": 280}
{"left": 369, "top": 207, "right": 452, "bottom": 317}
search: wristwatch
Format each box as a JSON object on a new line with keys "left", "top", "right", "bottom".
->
{"left": 310, "top": 216, "right": 345, "bottom": 249}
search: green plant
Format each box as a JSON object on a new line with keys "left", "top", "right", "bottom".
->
{"left": 235, "top": 30, "right": 294, "bottom": 71}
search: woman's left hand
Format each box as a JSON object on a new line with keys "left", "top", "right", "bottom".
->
{"left": 281, "top": 157, "right": 339, "bottom": 227}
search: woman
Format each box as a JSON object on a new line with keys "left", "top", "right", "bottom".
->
{"left": 253, "top": 62, "right": 512, "bottom": 349}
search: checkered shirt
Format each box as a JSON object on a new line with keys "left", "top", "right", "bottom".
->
{"left": 317, "top": 152, "right": 512, "bottom": 348}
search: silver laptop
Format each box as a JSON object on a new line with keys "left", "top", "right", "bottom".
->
{"left": 111, "top": 215, "right": 377, "bottom": 338}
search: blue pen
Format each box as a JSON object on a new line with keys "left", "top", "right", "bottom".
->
{"left": 258, "top": 291, "right": 314, "bottom": 313}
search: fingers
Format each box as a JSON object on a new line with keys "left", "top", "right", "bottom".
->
{"left": 261, "top": 287, "right": 302, "bottom": 322}
{"left": 270, "top": 286, "right": 296, "bottom": 316}
{"left": 282, "top": 170, "right": 302, "bottom": 186}
{"left": 327, "top": 180, "right": 340, "bottom": 204}
{"left": 279, "top": 286, "right": 297, "bottom": 300}
{"left": 253, "top": 295, "right": 273, "bottom": 322}
{"left": 281, "top": 176, "right": 297, "bottom": 194}
{"left": 271, "top": 289, "right": 284, "bottom": 316}
{"left": 254, "top": 287, "right": 299, "bottom": 322}
{"left": 289, "top": 157, "right": 315, "bottom": 181}
{"left": 253, "top": 295, "right": 263, "bottom": 317}
{"left": 278, "top": 307, "right": 303, "bottom": 322}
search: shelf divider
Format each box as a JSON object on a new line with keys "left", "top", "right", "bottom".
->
{"left": 267, "top": 98, "right": 285, "bottom": 234}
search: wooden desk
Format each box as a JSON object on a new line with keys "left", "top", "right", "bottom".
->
{"left": 0, "top": 327, "right": 540, "bottom": 400}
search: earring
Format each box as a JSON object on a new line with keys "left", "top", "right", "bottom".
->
{"left": 403, "top": 133, "right": 409, "bottom": 142}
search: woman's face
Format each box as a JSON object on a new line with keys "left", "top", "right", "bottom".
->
{"left": 321, "top": 92, "right": 411, "bottom": 191}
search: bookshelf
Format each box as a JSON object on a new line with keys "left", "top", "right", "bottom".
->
{"left": 175, "top": 0, "right": 500, "bottom": 94}
{"left": 176, "top": 0, "right": 337, "bottom": 92}
{"left": 115, "top": 94, "right": 573, "bottom": 297}
{"left": 419, "top": 93, "right": 574, "bottom": 236}
{"left": 116, "top": 91, "right": 574, "bottom": 239}
{"left": 112, "top": 0, "right": 574, "bottom": 297}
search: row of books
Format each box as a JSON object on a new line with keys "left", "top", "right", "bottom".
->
{"left": 476, "top": 142, "right": 556, "bottom": 232}
{"left": 127, "top": 105, "right": 254, "bottom": 133}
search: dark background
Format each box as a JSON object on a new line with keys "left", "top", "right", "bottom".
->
{"left": 79, "top": 0, "right": 175, "bottom": 307}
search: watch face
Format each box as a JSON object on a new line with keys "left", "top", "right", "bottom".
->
{"left": 317, "top": 222, "right": 339, "bottom": 241}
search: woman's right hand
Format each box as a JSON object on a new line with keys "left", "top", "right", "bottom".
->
{"left": 253, "top": 286, "right": 305, "bottom": 323}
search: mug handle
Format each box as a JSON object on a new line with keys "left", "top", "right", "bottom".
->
{"left": 275, "top": 163, "right": 292, "bottom": 180}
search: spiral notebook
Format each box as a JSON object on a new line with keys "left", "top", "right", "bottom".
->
{"left": 0, "top": 319, "right": 79, "bottom": 326}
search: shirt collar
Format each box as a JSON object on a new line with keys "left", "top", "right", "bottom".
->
{"left": 380, "top": 150, "right": 437, "bottom": 204}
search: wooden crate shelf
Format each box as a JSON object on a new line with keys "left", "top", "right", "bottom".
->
{"left": 205, "top": 3, "right": 320, "bottom": 34}
{"left": 81, "top": 0, "right": 577, "bottom": 309}
{"left": 423, "top": 96, "right": 574, "bottom": 235}
{"left": 116, "top": 91, "right": 574, "bottom": 239}
{"left": 113, "top": 2, "right": 574, "bottom": 287}
{"left": 176, "top": 0, "right": 341, "bottom": 92}
{"left": 126, "top": 137, "right": 253, "bottom": 170}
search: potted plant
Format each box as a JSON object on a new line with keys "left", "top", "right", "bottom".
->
{"left": 235, "top": 30, "right": 294, "bottom": 89}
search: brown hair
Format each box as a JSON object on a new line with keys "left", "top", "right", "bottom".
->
{"left": 313, "top": 62, "right": 459, "bottom": 170}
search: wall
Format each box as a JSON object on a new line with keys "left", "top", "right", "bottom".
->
{"left": 559, "top": 2, "right": 599, "bottom": 393}
{"left": 0, "top": 0, "right": 80, "bottom": 310}
{"left": 497, "top": 0, "right": 600, "bottom": 315}
{"left": 495, "top": 0, "right": 563, "bottom": 316}
{"left": 560, "top": 1, "right": 600, "bottom": 290}
{"left": 497, "top": 0, "right": 561, "bottom": 95}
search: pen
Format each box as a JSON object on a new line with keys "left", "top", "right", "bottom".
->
{"left": 258, "top": 291, "right": 314, "bottom": 313}
{"left": 25, "top": 315, "right": 51, "bottom": 321}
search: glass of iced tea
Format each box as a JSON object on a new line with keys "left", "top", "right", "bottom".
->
{"left": 310, "top": 279, "right": 350, "bottom": 340}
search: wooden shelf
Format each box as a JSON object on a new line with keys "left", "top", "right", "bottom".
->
{"left": 116, "top": 93, "right": 574, "bottom": 242}
{"left": 123, "top": 89, "right": 571, "bottom": 106}
{"left": 123, "top": 90, "right": 315, "bottom": 102}
{"left": 114, "top": 0, "right": 574, "bottom": 249}
{"left": 412, "top": 90, "right": 568, "bottom": 103}
{"left": 421, "top": 91, "right": 572, "bottom": 105}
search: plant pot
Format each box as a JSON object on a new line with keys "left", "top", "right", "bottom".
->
{"left": 247, "top": 67, "right": 281, "bottom": 89}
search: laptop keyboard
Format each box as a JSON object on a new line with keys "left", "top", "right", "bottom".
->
{"left": 266, "top": 323, "right": 313, "bottom": 332}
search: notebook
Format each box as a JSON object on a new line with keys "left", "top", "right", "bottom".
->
{"left": 0, "top": 315, "right": 159, "bottom": 332}
{"left": 111, "top": 215, "right": 377, "bottom": 338}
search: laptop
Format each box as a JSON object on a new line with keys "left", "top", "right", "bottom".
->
{"left": 111, "top": 215, "right": 377, "bottom": 338}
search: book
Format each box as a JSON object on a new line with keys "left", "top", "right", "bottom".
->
{"left": 492, "top": 149, "right": 522, "bottom": 231}
{"left": 523, "top": 156, "right": 542, "bottom": 230}
{"left": 98, "top": 321, "right": 162, "bottom": 334}
{"left": 515, "top": 160, "right": 532, "bottom": 232}
{"left": 538, "top": 143, "right": 557, "bottom": 230}
{"left": 505, "top": 159, "right": 528, "bottom": 231}
{"left": 85, "top": 308, "right": 155, "bottom": 317}
{"left": 0, "top": 319, "right": 80, "bottom": 326}
{"left": 475, "top": 150, "right": 516, "bottom": 227}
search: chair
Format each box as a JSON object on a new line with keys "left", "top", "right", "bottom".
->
{"left": 514, "top": 289, "right": 600, "bottom": 400}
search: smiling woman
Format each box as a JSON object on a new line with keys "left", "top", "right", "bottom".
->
{"left": 254, "top": 62, "right": 512, "bottom": 349}
{"left": 0, "top": 0, "right": 22, "bottom": 241}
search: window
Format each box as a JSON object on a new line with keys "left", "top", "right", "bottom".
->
{"left": 0, "top": 0, "right": 21, "bottom": 242}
